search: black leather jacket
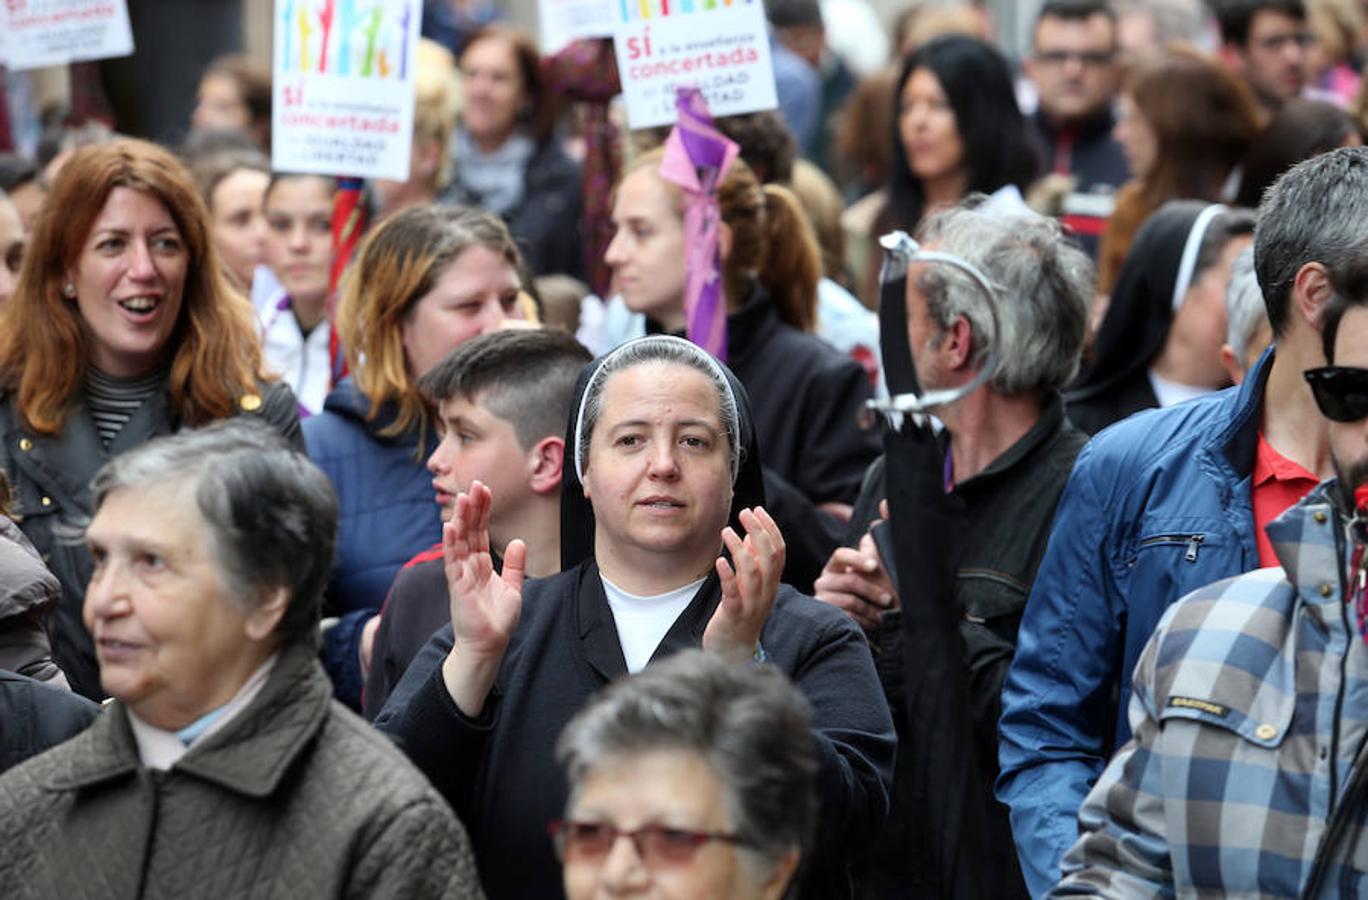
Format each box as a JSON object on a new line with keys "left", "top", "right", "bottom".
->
{"left": 0, "top": 380, "right": 301, "bottom": 699}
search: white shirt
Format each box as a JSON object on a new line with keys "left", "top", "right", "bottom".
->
{"left": 259, "top": 288, "right": 332, "bottom": 415}
{"left": 127, "top": 654, "right": 277, "bottom": 770}
{"left": 601, "top": 576, "right": 705, "bottom": 673}
{"left": 1148, "top": 369, "right": 1215, "bottom": 409}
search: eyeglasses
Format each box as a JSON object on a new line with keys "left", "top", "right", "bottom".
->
{"left": 1034, "top": 49, "right": 1115, "bottom": 67}
{"left": 1306, "top": 366, "right": 1368, "bottom": 422}
{"left": 548, "top": 819, "right": 752, "bottom": 867}
{"left": 1253, "top": 31, "right": 1315, "bottom": 52}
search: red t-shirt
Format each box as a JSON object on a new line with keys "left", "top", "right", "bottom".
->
{"left": 1252, "top": 433, "right": 1320, "bottom": 568}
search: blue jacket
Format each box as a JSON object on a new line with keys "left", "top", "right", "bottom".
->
{"left": 1053, "top": 483, "right": 1368, "bottom": 897}
{"left": 997, "top": 347, "right": 1273, "bottom": 896}
{"left": 302, "top": 378, "right": 441, "bottom": 705}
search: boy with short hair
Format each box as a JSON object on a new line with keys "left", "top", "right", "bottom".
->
{"left": 362, "top": 328, "right": 591, "bottom": 718}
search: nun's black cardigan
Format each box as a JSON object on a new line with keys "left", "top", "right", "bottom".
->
{"left": 375, "top": 561, "right": 895, "bottom": 899}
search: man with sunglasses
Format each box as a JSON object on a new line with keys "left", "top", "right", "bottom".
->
{"left": 1000, "top": 146, "right": 1368, "bottom": 896}
{"left": 1053, "top": 279, "right": 1368, "bottom": 895}
{"left": 1024, "top": 0, "right": 1130, "bottom": 258}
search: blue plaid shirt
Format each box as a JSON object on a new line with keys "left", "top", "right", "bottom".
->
{"left": 1053, "top": 483, "right": 1368, "bottom": 897}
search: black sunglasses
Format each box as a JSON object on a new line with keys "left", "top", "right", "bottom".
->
{"left": 1305, "top": 366, "right": 1368, "bottom": 422}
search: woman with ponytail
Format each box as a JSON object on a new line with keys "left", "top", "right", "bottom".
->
{"left": 605, "top": 150, "right": 880, "bottom": 589}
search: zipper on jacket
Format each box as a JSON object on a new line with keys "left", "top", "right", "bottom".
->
{"left": 1136, "top": 533, "right": 1206, "bottom": 562}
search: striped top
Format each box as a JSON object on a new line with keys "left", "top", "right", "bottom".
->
{"left": 85, "top": 368, "right": 165, "bottom": 447}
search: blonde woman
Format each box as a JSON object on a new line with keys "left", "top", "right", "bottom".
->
{"left": 304, "top": 204, "right": 526, "bottom": 707}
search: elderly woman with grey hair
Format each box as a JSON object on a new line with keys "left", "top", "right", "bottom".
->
{"left": 0, "top": 420, "right": 482, "bottom": 898}
{"left": 553, "top": 649, "right": 815, "bottom": 899}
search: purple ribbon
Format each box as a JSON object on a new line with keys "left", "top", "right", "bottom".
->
{"left": 657, "top": 87, "right": 739, "bottom": 360}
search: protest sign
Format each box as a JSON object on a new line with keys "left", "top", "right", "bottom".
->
{"left": 612, "top": 0, "right": 778, "bottom": 129}
{"left": 271, "top": 0, "right": 421, "bottom": 181}
{"left": 0, "top": 0, "right": 134, "bottom": 71}
{"left": 539, "top": 0, "right": 615, "bottom": 53}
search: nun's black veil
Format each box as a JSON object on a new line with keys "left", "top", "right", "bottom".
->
{"left": 559, "top": 338, "right": 768, "bottom": 572}
{"left": 1069, "top": 200, "right": 1216, "bottom": 402}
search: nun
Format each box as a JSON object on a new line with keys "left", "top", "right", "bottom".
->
{"left": 1067, "top": 201, "right": 1255, "bottom": 435}
{"left": 376, "top": 335, "right": 894, "bottom": 898}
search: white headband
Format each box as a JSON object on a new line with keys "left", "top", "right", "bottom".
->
{"left": 1171, "top": 204, "right": 1227, "bottom": 313}
{"left": 572, "top": 335, "right": 742, "bottom": 486}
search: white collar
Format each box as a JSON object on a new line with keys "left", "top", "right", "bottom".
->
{"left": 127, "top": 654, "right": 278, "bottom": 770}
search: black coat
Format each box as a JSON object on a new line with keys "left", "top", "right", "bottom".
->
{"left": 440, "top": 137, "right": 585, "bottom": 280}
{"left": 725, "top": 286, "right": 881, "bottom": 507}
{"left": 0, "top": 670, "right": 97, "bottom": 776}
{"left": 855, "top": 396, "right": 1087, "bottom": 899}
{"left": 1029, "top": 107, "right": 1131, "bottom": 259}
{"left": 658, "top": 286, "right": 882, "bottom": 591}
{"left": 362, "top": 552, "right": 446, "bottom": 721}
{"left": 0, "top": 381, "right": 302, "bottom": 699}
{"left": 375, "top": 563, "right": 895, "bottom": 899}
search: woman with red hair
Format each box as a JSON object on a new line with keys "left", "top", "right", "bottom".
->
{"left": 0, "top": 138, "right": 300, "bottom": 699}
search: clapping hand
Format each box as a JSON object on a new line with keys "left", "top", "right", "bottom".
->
{"left": 704, "top": 506, "right": 785, "bottom": 664}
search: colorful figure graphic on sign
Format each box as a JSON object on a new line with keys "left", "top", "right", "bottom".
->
{"left": 278, "top": 0, "right": 414, "bottom": 80}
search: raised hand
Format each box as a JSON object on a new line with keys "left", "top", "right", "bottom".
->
{"left": 704, "top": 506, "right": 785, "bottom": 664}
{"left": 440, "top": 480, "right": 525, "bottom": 716}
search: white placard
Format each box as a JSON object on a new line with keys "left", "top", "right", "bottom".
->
{"left": 271, "top": 0, "right": 421, "bottom": 181}
{"left": 539, "top": 0, "right": 615, "bottom": 53}
{"left": 1, "top": 0, "right": 134, "bottom": 71}
{"left": 612, "top": 0, "right": 778, "bottom": 129}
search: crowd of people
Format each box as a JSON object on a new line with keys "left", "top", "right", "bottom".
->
{"left": 3, "top": 0, "right": 1368, "bottom": 896}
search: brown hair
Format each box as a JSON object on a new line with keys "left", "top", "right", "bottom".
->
{"left": 336, "top": 205, "right": 524, "bottom": 443}
{"left": 0, "top": 139, "right": 266, "bottom": 435}
{"left": 189, "top": 146, "right": 270, "bottom": 210}
{"left": 460, "top": 24, "right": 556, "bottom": 144}
{"left": 1097, "top": 46, "right": 1261, "bottom": 293}
{"left": 623, "top": 151, "right": 820, "bottom": 332}
{"left": 201, "top": 55, "right": 273, "bottom": 150}
{"left": 835, "top": 71, "right": 895, "bottom": 195}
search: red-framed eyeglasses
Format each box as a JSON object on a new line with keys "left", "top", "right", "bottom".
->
{"left": 548, "top": 819, "right": 754, "bottom": 867}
